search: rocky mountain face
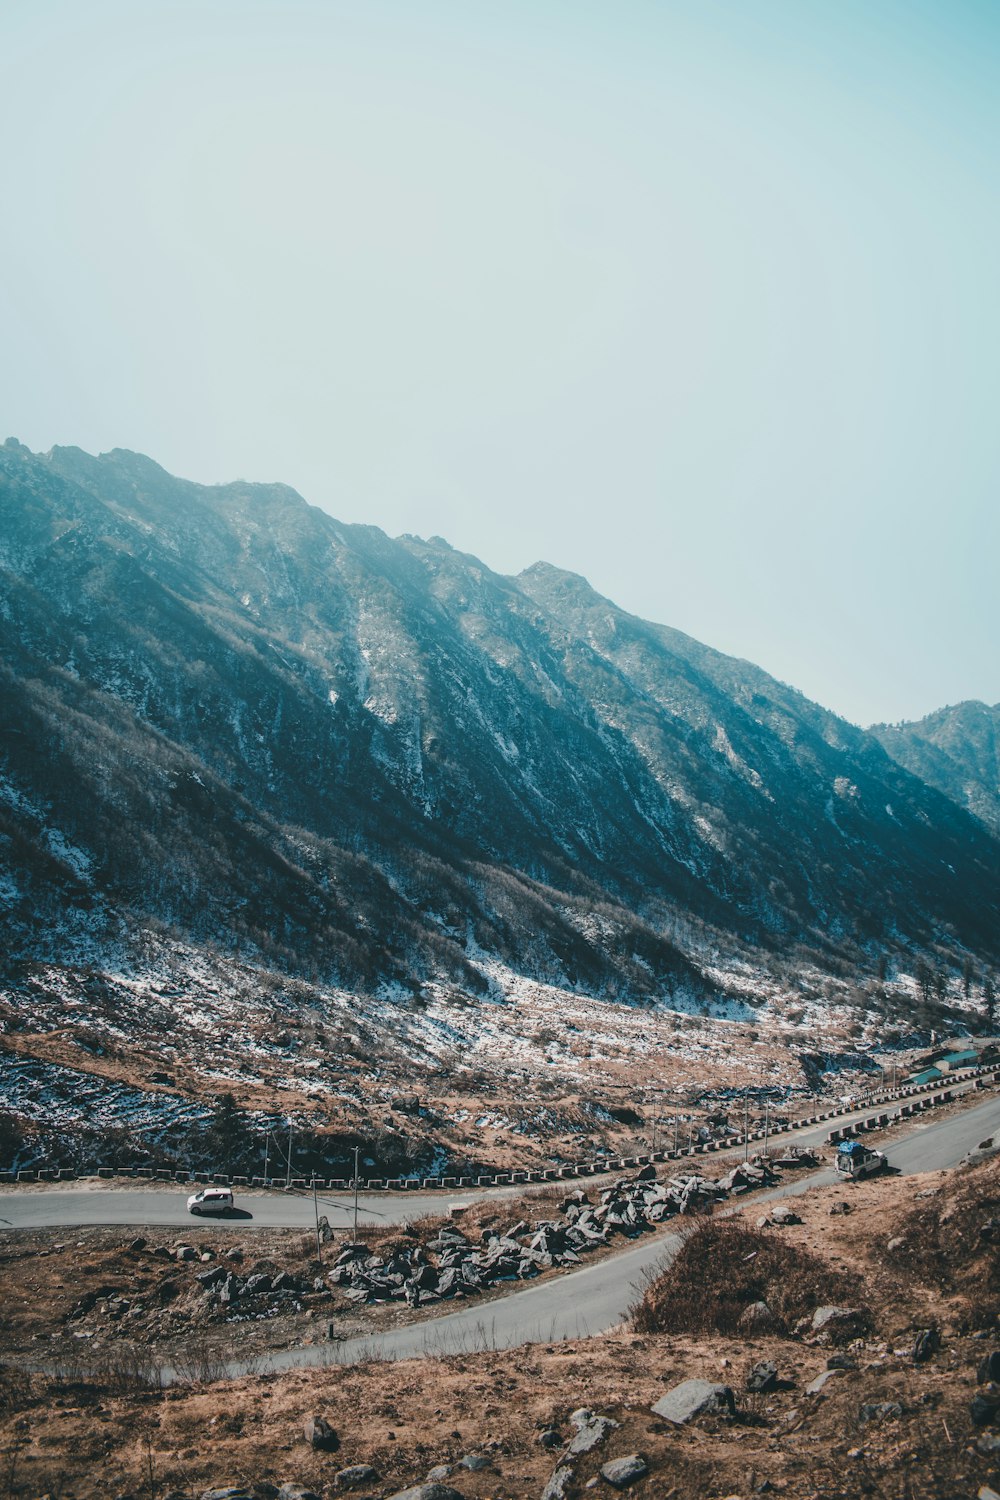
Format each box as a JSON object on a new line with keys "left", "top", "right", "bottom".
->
{"left": 1, "top": 438, "right": 998, "bottom": 1009}
{"left": 871, "top": 701, "right": 1000, "bottom": 838}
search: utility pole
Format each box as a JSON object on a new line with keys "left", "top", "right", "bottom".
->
{"left": 286, "top": 1122, "right": 293, "bottom": 1189}
{"left": 353, "top": 1144, "right": 360, "bottom": 1243}
{"left": 313, "top": 1177, "right": 322, "bottom": 1263}
{"left": 763, "top": 1097, "right": 770, "bottom": 1157}
{"left": 263, "top": 1133, "right": 269, "bottom": 1185}
{"left": 743, "top": 1090, "right": 750, "bottom": 1163}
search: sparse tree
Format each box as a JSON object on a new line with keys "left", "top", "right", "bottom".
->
{"left": 984, "top": 975, "right": 997, "bottom": 1034}
{"left": 963, "top": 956, "right": 977, "bottom": 1001}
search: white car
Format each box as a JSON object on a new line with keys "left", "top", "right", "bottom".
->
{"left": 186, "top": 1187, "right": 235, "bottom": 1216}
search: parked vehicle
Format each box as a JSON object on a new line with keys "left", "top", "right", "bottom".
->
{"left": 187, "top": 1187, "right": 235, "bottom": 1216}
{"left": 835, "top": 1139, "right": 886, "bottom": 1180}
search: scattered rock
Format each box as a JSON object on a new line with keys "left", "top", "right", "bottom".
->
{"left": 971, "top": 1385, "right": 1000, "bottom": 1426}
{"left": 977, "top": 1432, "right": 1000, "bottom": 1455}
{"left": 538, "top": 1429, "right": 562, "bottom": 1449}
{"left": 383, "top": 1487, "right": 464, "bottom": 1500}
{"left": 201, "top": 1490, "right": 254, "bottom": 1500}
{"left": 858, "top": 1401, "right": 904, "bottom": 1423}
{"left": 278, "top": 1488, "right": 321, "bottom": 1500}
{"left": 651, "top": 1379, "right": 736, "bottom": 1424}
{"left": 600, "top": 1454, "right": 649, "bottom": 1489}
{"left": 827, "top": 1353, "right": 858, "bottom": 1371}
{"left": 978, "top": 1352, "right": 1000, "bottom": 1385}
{"left": 806, "top": 1370, "right": 843, "bottom": 1396}
{"left": 810, "top": 1306, "right": 869, "bottom": 1343}
{"left": 456, "top": 1455, "right": 492, "bottom": 1471}
{"left": 912, "top": 1328, "right": 940, "bottom": 1364}
{"left": 566, "top": 1410, "right": 619, "bottom": 1456}
{"left": 770, "top": 1205, "right": 802, "bottom": 1226}
{"left": 828, "top": 1201, "right": 852, "bottom": 1216}
{"left": 738, "top": 1301, "right": 776, "bottom": 1334}
{"left": 335, "top": 1467, "right": 380, "bottom": 1490}
{"left": 746, "top": 1360, "right": 778, "bottom": 1394}
{"left": 541, "top": 1468, "right": 574, "bottom": 1500}
{"left": 303, "top": 1414, "right": 339, "bottom": 1452}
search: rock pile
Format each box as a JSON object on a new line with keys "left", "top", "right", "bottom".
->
{"left": 328, "top": 1173, "right": 725, "bottom": 1306}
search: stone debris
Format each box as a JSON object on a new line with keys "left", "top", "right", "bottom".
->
{"left": 809, "top": 1306, "right": 869, "bottom": 1343}
{"left": 326, "top": 1170, "right": 729, "bottom": 1307}
{"left": 600, "top": 1453, "right": 649, "bottom": 1489}
{"left": 541, "top": 1467, "right": 574, "bottom": 1500}
{"left": 746, "top": 1360, "right": 779, "bottom": 1394}
{"left": 335, "top": 1466, "right": 380, "bottom": 1490}
{"left": 651, "top": 1378, "right": 737, "bottom": 1424}
{"left": 912, "top": 1327, "right": 940, "bottom": 1364}
{"left": 806, "top": 1370, "right": 843, "bottom": 1396}
{"left": 303, "top": 1414, "right": 339, "bottom": 1451}
{"left": 384, "top": 1486, "right": 465, "bottom": 1500}
{"left": 738, "top": 1300, "right": 777, "bottom": 1334}
{"left": 566, "top": 1408, "right": 620, "bottom": 1456}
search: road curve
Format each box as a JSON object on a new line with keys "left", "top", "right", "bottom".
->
{"left": 200, "top": 1091, "right": 1000, "bottom": 1383}
{"left": 1, "top": 1080, "right": 988, "bottom": 1234}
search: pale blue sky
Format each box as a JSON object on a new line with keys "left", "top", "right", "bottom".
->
{"left": 1, "top": 1, "right": 997, "bottom": 725}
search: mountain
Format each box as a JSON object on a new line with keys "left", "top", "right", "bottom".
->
{"left": 1, "top": 438, "right": 998, "bottom": 1015}
{"left": 871, "top": 701, "right": 1000, "bottom": 837}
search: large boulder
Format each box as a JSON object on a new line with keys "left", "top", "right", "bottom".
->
{"left": 651, "top": 1379, "right": 736, "bottom": 1424}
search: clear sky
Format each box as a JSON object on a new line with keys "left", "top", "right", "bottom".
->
{"left": 1, "top": 1, "right": 997, "bottom": 726}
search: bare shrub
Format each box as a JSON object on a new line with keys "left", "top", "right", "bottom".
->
{"left": 631, "top": 1219, "right": 865, "bottom": 1337}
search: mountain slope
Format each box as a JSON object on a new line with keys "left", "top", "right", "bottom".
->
{"left": 871, "top": 701, "right": 1000, "bottom": 837}
{"left": 1, "top": 438, "right": 998, "bottom": 1016}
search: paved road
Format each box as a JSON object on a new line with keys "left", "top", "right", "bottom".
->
{"left": 217, "top": 1091, "right": 1000, "bottom": 1382}
{"left": 0, "top": 1184, "right": 492, "bottom": 1233}
{"left": 2, "top": 1079, "right": 987, "bottom": 1234}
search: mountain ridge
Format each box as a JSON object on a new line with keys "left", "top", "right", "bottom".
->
{"left": 2, "top": 439, "right": 998, "bottom": 1015}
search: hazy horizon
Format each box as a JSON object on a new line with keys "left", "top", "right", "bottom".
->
{"left": 2, "top": 1, "right": 997, "bottom": 726}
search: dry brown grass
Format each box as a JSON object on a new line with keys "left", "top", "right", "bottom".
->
{"left": 632, "top": 1216, "right": 867, "bottom": 1337}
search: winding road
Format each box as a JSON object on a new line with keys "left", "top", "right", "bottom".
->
{"left": 3, "top": 1087, "right": 997, "bottom": 1380}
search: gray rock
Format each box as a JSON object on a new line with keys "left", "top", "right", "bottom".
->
{"left": 978, "top": 1351, "right": 1000, "bottom": 1384}
{"left": 425, "top": 1466, "right": 452, "bottom": 1481}
{"left": 383, "top": 1488, "right": 465, "bottom": 1500}
{"left": 538, "top": 1429, "right": 562, "bottom": 1449}
{"left": 806, "top": 1370, "right": 843, "bottom": 1395}
{"left": 977, "top": 1432, "right": 1000, "bottom": 1455}
{"left": 541, "top": 1467, "right": 574, "bottom": 1500}
{"left": 174, "top": 1245, "right": 197, "bottom": 1261}
{"left": 201, "top": 1491, "right": 254, "bottom": 1500}
{"left": 651, "top": 1379, "right": 736, "bottom": 1424}
{"left": 913, "top": 1328, "right": 940, "bottom": 1363}
{"left": 600, "top": 1453, "right": 649, "bottom": 1489}
{"left": 457, "top": 1455, "right": 492, "bottom": 1471}
{"left": 335, "top": 1467, "right": 380, "bottom": 1490}
{"left": 304, "top": 1414, "right": 340, "bottom": 1452}
{"left": 278, "top": 1488, "right": 322, "bottom": 1500}
{"left": 737, "top": 1300, "right": 776, "bottom": 1334}
{"left": 566, "top": 1413, "right": 619, "bottom": 1455}
{"left": 771, "top": 1205, "right": 802, "bottom": 1226}
{"left": 810, "top": 1306, "right": 869, "bottom": 1342}
{"left": 971, "top": 1385, "right": 1000, "bottom": 1426}
{"left": 858, "top": 1401, "right": 903, "bottom": 1423}
{"left": 746, "top": 1360, "right": 778, "bottom": 1394}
